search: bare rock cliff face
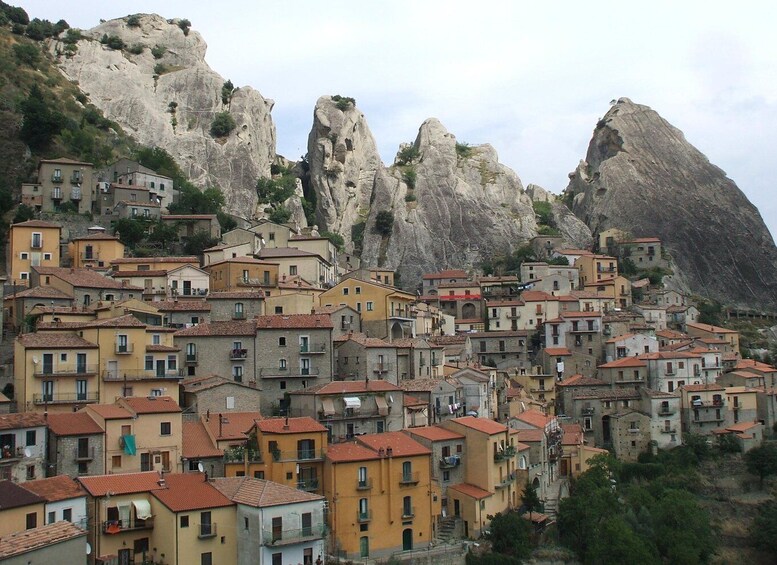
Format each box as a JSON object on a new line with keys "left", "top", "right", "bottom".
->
{"left": 360, "top": 118, "right": 537, "bottom": 286}
{"left": 52, "top": 14, "right": 275, "bottom": 215}
{"left": 566, "top": 97, "right": 777, "bottom": 307}
{"left": 307, "top": 97, "right": 382, "bottom": 247}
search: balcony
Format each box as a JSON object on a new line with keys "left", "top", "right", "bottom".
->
{"left": 660, "top": 427, "right": 677, "bottom": 434}
{"left": 296, "top": 478, "right": 319, "bottom": 492}
{"left": 70, "top": 188, "right": 82, "bottom": 200}
{"left": 581, "top": 407, "right": 595, "bottom": 416}
{"left": 356, "top": 510, "right": 372, "bottom": 523}
{"left": 399, "top": 471, "right": 420, "bottom": 485}
{"left": 223, "top": 446, "right": 262, "bottom": 463}
{"left": 233, "top": 311, "right": 246, "bottom": 320}
{"left": 70, "top": 174, "right": 83, "bottom": 184}
{"left": 33, "top": 392, "right": 98, "bottom": 405}
{"left": 114, "top": 344, "right": 134, "bottom": 354}
{"left": 262, "top": 525, "right": 326, "bottom": 546}
{"left": 271, "top": 448, "right": 325, "bottom": 462}
{"left": 185, "top": 353, "right": 198, "bottom": 365}
{"left": 373, "top": 363, "right": 394, "bottom": 374}
{"left": 102, "top": 369, "right": 183, "bottom": 381}
{"left": 198, "top": 522, "right": 217, "bottom": 539}
{"left": 356, "top": 478, "right": 372, "bottom": 491}
{"left": 402, "top": 506, "right": 415, "bottom": 519}
{"left": 493, "top": 445, "right": 516, "bottom": 462}
{"left": 237, "top": 276, "right": 276, "bottom": 287}
{"left": 299, "top": 343, "right": 326, "bottom": 354}
{"left": 658, "top": 407, "right": 675, "bottom": 416}
{"left": 103, "top": 518, "right": 154, "bottom": 534}
{"left": 260, "top": 367, "right": 320, "bottom": 378}
{"left": 51, "top": 174, "right": 63, "bottom": 183}
{"left": 34, "top": 364, "right": 99, "bottom": 377}
{"left": 439, "top": 456, "right": 461, "bottom": 469}
{"left": 230, "top": 349, "right": 248, "bottom": 361}
{"left": 74, "top": 446, "right": 95, "bottom": 461}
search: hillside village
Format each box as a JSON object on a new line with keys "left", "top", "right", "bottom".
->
{"left": 0, "top": 153, "right": 774, "bottom": 564}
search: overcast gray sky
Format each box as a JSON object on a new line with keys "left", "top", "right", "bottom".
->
{"left": 20, "top": 0, "right": 777, "bottom": 239}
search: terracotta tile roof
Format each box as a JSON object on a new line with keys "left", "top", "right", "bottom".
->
{"left": 544, "top": 347, "right": 571, "bottom": 356}
{"left": 255, "top": 314, "right": 333, "bottom": 329}
{"left": 0, "top": 480, "right": 46, "bottom": 509}
{"left": 400, "top": 378, "right": 452, "bottom": 392}
{"left": 734, "top": 359, "right": 777, "bottom": 372}
{"left": 152, "top": 473, "right": 233, "bottom": 512}
{"left": 113, "top": 270, "right": 170, "bottom": 277}
{"left": 33, "top": 267, "right": 143, "bottom": 290}
{"left": 448, "top": 416, "right": 507, "bottom": 435}
{"left": 447, "top": 482, "right": 492, "bottom": 500}
{"left": 257, "top": 248, "right": 323, "bottom": 259}
{"left": 207, "top": 290, "right": 265, "bottom": 299}
{"left": 686, "top": 322, "right": 738, "bottom": 334}
{"left": 111, "top": 256, "right": 199, "bottom": 265}
{"left": 0, "top": 521, "right": 85, "bottom": 558}
{"left": 0, "top": 413, "right": 46, "bottom": 431}
{"left": 41, "top": 157, "right": 93, "bottom": 165}
{"left": 183, "top": 421, "right": 222, "bottom": 458}
{"left": 87, "top": 404, "right": 132, "bottom": 420}
{"left": 255, "top": 417, "right": 327, "bottom": 434}
{"left": 212, "top": 476, "right": 324, "bottom": 506}
{"left": 207, "top": 257, "right": 278, "bottom": 268}
{"left": 47, "top": 412, "right": 103, "bottom": 436}
{"left": 520, "top": 290, "right": 557, "bottom": 302}
{"left": 641, "top": 389, "right": 678, "bottom": 398}
{"left": 87, "top": 313, "right": 147, "bottom": 328}
{"left": 22, "top": 476, "right": 85, "bottom": 503}
{"left": 6, "top": 285, "right": 73, "bottom": 299}
{"left": 572, "top": 390, "right": 642, "bottom": 401}
{"left": 78, "top": 471, "right": 163, "bottom": 496}
{"left": 556, "top": 375, "right": 607, "bottom": 387}
{"left": 204, "top": 412, "right": 262, "bottom": 441}
{"left": 512, "top": 429, "right": 544, "bottom": 442}
{"left": 599, "top": 357, "right": 647, "bottom": 368}
{"left": 16, "top": 333, "right": 98, "bottom": 349}
{"left": 478, "top": 275, "right": 519, "bottom": 283}
{"left": 122, "top": 396, "right": 181, "bottom": 414}
{"left": 301, "top": 381, "right": 401, "bottom": 395}
{"left": 680, "top": 383, "right": 725, "bottom": 392}
{"left": 115, "top": 199, "right": 160, "bottom": 208}
{"left": 174, "top": 320, "right": 257, "bottom": 337}
{"left": 72, "top": 233, "right": 120, "bottom": 241}
{"left": 12, "top": 219, "right": 61, "bottom": 230}
{"left": 514, "top": 409, "right": 553, "bottom": 429}
{"left": 560, "top": 311, "right": 603, "bottom": 319}
{"left": 724, "top": 421, "right": 761, "bottom": 432}
{"left": 403, "top": 395, "right": 428, "bottom": 408}
{"left": 356, "top": 431, "right": 431, "bottom": 457}
{"left": 640, "top": 351, "right": 701, "bottom": 360}
{"left": 145, "top": 344, "right": 180, "bottom": 352}
{"left": 325, "top": 442, "right": 381, "bottom": 463}
{"left": 605, "top": 332, "right": 637, "bottom": 343}
{"left": 422, "top": 270, "right": 469, "bottom": 280}
{"left": 427, "top": 335, "right": 467, "bottom": 345}
{"left": 465, "top": 331, "right": 528, "bottom": 338}
{"left": 405, "top": 426, "right": 464, "bottom": 442}
{"left": 334, "top": 332, "right": 394, "bottom": 348}
{"left": 162, "top": 214, "right": 217, "bottom": 220}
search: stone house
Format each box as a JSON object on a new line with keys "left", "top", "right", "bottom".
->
{"left": 46, "top": 411, "right": 105, "bottom": 478}
{"left": 181, "top": 375, "right": 263, "bottom": 415}
{"left": 469, "top": 330, "right": 530, "bottom": 371}
{"left": 154, "top": 299, "right": 211, "bottom": 328}
{"left": 392, "top": 337, "right": 445, "bottom": 380}
{"left": 31, "top": 266, "right": 143, "bottom": 307}
{"left": 400, "top": 378, "right": 463, "bottom": 423}
{"left": 678, "top": 384, "right": 726, "bottom": 435}
{"left": 21, "top": 157, "right": 94, "bottom": 215}
{"left": 207, "top": 289, "right": 265, "bottom": 322}
{"left": 174, "top": 320, "right": 258, "bottom": 384}
{"left": 608, "top": 410, "right": 651, "bottom": 461}
{"left": 0, "top": 413, "right": 47, "bottom": 483}
{"left": 22, "top": 475, "right": 88, "bottom": 529}
{"left": 161, "top": 214, "right": 221, "bottom": 240}
{"left": 604, "top": 332, "right": 658, "bottom": 362}
{"left": 334, "top": 332, "right": 399, "bottom": 384}
{"left": 3, "top": 285, "right": 73, "bottom": 330}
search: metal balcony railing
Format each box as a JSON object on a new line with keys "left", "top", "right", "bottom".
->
{"left": 400, "top": 471, "right": 420, "bottom": 485}
{"left": 114, "top": 343, "right": 134, "bottom": 354}
{"left": 259, "top": 367, "right": 320, "bottom": 378}
{"left": 299, "top": 343, "right": 326, "bottom": 354}
{"left": 356, "top": 478, "right": 372, "bottom": 490}
{"left": 296, "top": 478, "right": 319, "bottom": 492}
{"left": 103, "top": 518, "right": 154, "bottom": 533}
{"left": 262, "top": 525, "right": 325, "bottom": 546}
{"left": 34, "top": 364, "right": 98, "bottom": 377}
{"left": 356, "top": 510, "right": 372, "bottom": 523}
{"left": 230, "top": 349, "right": 248, "bottom": 360}
{"left": 198, "top": 522, "right": 217, "bottom": 538}
{"left": 74, "top": 446, "right": 95, "bottom": 460}
{"left": 33, "top": 392, "right": 98, "bottom": 404}
{"left": 102, "top": 369, "right": 182, "bottom": 381}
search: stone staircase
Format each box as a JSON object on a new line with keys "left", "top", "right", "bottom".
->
{"left": 436, "top": 516, "right": 460, "bottom": 543}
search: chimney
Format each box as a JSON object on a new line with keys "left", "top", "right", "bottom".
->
{"left": 218, "top": 413, "right": 223, "bottom": 438}
{"left": 386, "top": 447, "right": 393, "bottom": 457}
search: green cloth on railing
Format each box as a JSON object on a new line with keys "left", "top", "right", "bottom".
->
{"left": 123, "top": 434, "right": 136, "bottom": 455}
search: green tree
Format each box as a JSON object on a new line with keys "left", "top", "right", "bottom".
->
{"left": 485, "top": 511, "right": 533, "bottom": 559}
{"left": 183, "top": 231, "right": 218, "bottom": 256}
{"left": 374, "top": 210, "right": 394, "bottom": 237}
{"left": 221, "top": 79, "right": 235, "bottom": 107}
{"left": 147, "top": 221, "right": 179, "bottom": 246}
{"left": 13, "top": 43, "right": 39, "bottom": 67}
{"left": 520, "top": 479, "right": 541, "bottom": 521}
{"left": 13, "top": 205, "right": 35, "bottom": 224}
{"left": 20, "top": 85, "right": 66, "bottom": 152}
{"left": 25, "top": 18, "right": 55, "bottom": 40}
{"left": 586, "top": 516, "right": 658, "bottom": 565}
{"left": 217, "top": 211, "right": 237, "bottom": 232}
{"left": 268, "top": 206, "right": 291, "bottom": 225}
{"left": 651, "top": 490, "right": 715, "bottom": 563}
{"left": 745, "top": 443, "right": 777, "bottom": 487}
{"left": 752, "top": 501, "right": 777, "bottom": 552}
{"left": 126, "top": 14, "right": 141, "bottom": 27}
{"left": 396, "top": 144, "right": 419, "bottom": 165}
{"left": 256, "top": 175, "right": 296, "bottom": 206}
{"left": 113, "top": 218, "right": 149, "bottom": 247}
{"left": 321, "top": 231, "right": 344, "bottom": 252}
{"left": 210, "top": 111, "right": 236, "bottom": 137}
{"left": 177, "top": 18, "right": 191, "bottom": 35}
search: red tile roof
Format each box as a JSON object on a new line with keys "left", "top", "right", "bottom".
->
{"left": 680, "top": 384, "right": 725, "bottom": 392}
{"left": 212, "top": 476, "right": 324, "bottom": 507}
{"left": 111, "top": 256, "right": 199, "bottom": 265}
{"left": 544, "top": 347, "right": 571, "bottom": 356}
{"left": 422, "top": 270, "right": 469, "bottom": 280}
{"left": 16, "top": 333, "right": 97, "bottom": 349}
{"left": 356, "top": 431, "right": 431, "bottom": 457}
{"left": 46, "top": 412, "right": 103, "bottom": 436}
{"left": 334, "top": 332, "right": 394, "bottom": 348}
{"left": 302, "top": 381, "right": 401, "bottom": 395}
{"left": 255, "top": 417, "right": 327, "bottom": 434}
{"left": 207, "top": 290, "right": 265, "bottom": 299}
{"left": 514, "top": 409, "right": 553, "bottom": 429}
{"left": 0, "top": 413, "right": 47, "bottom": 431}
{"left": 87, "top": 404, "right": 133, "bottom": 420}
{"left": 6, "top": 285, "right": 73, "bottom": 300}
{"left": 325, "top": 442, "right": 381, "bottom": 463}
{"left": 33, "top": 267, "right": 143, "bottom": 290}
{"left": 174, "top": 320, "right": 257, "bottom": 337}
{"left": 448, "top": 416, "right": 507, "bottom": 435}
{"left": 152, "top": 473, "right": 233, "bottom": 512}
{"left": 0, "top": 521, "right": 85, "bottom": 559}
{"left": 447, "top": 482, "right": 492, "bottom": 499}
{"left": 405, "top": 426, "right": 464, "bottom": 442}
{"left": 204, "top": 412, "right": 262, "bottom": 441}
{"left": 255, "top": 314, "right": 333, "bottom": 329}
{"left": 512, "top": 429, "right": 544, "bottom": 442}
{"left": 77, "top": 471, "right": 163, "bottom": 496}
{"left": 0, "top": 480, "right": 45, "bottom": 509}
{"left": 122, "top": 396, "right": 181, "bottom": 414}
{"left": 22, "top": 475, "right": 85, "bottom": 503}
{"left": 182, "top": 421, "right": 222, "bottom": 458}
{"left": 556, "top": 375, "right": 607, "bottom": 387}
{"left": 686, "top": 322, "right": 738, "bottom": 334}
{"left": 599, "top": 357, "right": 647, "bottom": 368}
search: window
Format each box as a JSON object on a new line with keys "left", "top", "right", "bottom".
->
{"left": 279, "top": 337, "right": 286, "bottom": 347}
{"left": 358, "top": 498, "right": 369, "bottom": 519}
{"left": 304, "top": 548, "right": 313, "bottom": 565}
{"left": 279, "top": 359, "right": 287, "bottom": 370}
{"left": 26, "top": 465, "right": 35, "bottom": 480}
{"left": 201, "top": 553, "right": 213, "bottom": 565}
{"left": 403, "top": 496, "right": 413, "bottom": 517}
{"left": 233, "top": 365, "right": 243, "bottom": 383}
{"left": 112, "top": 455, "right": 121, "bottom": 469}
{"left": 63, "top": 508, "right": 72, "bottom": 522}
{"left": 145, "top": 356, "right": 154, "bottom": 371}
{"left": 20, "top": 252, "right": 28, "bottom": 260}
{"left": 355, "top": 286, "right": 361, "bottom": 294}
{"left": 235, "top": 303, "right": 244, "bottom": 318}
{"left": 272, "top": 553, "right": 282, "bottom": 565}
{"left": 25, "top": 430, "right": 36, "bottom": 446}
{"left": 152, "top": 334, "right": 161, "bottom": 345}
{"left": 358, "top": 466, "right": 368, "bottom": 488}
{"left": 343, "top": 287, "right": 349, "bottom": 296}
{"left": 31, "top": 232, "right": 42, "bottom": 248}
{"left": 26, "top": 512, "right": 37, "bottom": 530}
{"left": 181, "top": 515, "right": 189, "bottom": 528}
{"left": 402, "top": 461, "right": 412, "bottom": 481}
{"left": 367, "top": 301, "right": 374, "bottom": 311}
{"left": 160, "top": 422, "right": 171, "bottom": 436}
{"left": 301, "top": 512, "right": 312, "bottom": 536}
{"left": 443, "top": 470, "right": 450, "bottom": 481}
{"left": 290, "top": 265, "right": 298, "bottom": 275}
{"left": 356, "top": 302, "right": 362, "bottom": 312}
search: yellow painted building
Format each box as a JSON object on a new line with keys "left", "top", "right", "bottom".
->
{"left": 686, "top": 322, "right": 740, "bottom": 354}
{"left": 0, "top": 480, "right": 46, "bottom": 536}
{"left": 319, "top": 278, "right": 416, "bottom": 340}
{"left": 207, "top": 257, "right": 280, "bottom": 292}
{"left": 70, "top": 233, "right": 126, "bottom": 269}
{"left": 7, "top": 220, "right": 61, "bottom": 286}
{"left": 110, "top": 256, "right": 200, "bottom": 273}
{"left": 224, "top": 417, "right": 328, "bottom": 495}
{"left": 324, "top": 432, "right": 438, "bottom": 559}
{"left": 575, "top": 254, "right": 618, "bottom": 286}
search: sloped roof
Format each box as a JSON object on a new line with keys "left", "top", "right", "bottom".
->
{"left": 122, "top": 396, "right": 181, "bottom": 414}
{"left": 405, "top": 426, "right": 464, "bottom": 442}
{"left": 449, "top": 416, "right": 507, "bottom": 435}
{"left": 21, "top": 475, "right": 85, "bottom": 503}
{"left": 356, "top": 431, "right": 431, "bottom": 457}
{"left": 0, "top": 480, "right": 45, "bottom": 509}
{"left": 325, "top": 442, "right": 381, "bottom": 463}
{"left": 16, "top": 333, "right": 97, "bottom": 349}
{"left": 0, "top": 521, "right": 85, "bottom": 559}
{"left": 212, "top": 477, "right": 324, "bottom": 507}
{"left": 255, "top": 417, "right": 327, "bottom": 434}
{"left": 152, "top": 473, "right": 233, "bottom": 512}
{"left": 300, "top": 380, "right": 401, "bottom": 395}
{"left": 182, "top": 421, "right": 222, "bottom": 459}
{"left": 174, "top": 320, "right": 257, "bottom": 337}
{"left": 514, "top": 409, "right": 553, "bottom": 429}
{"left": 599, "top": 357, "right": 647, "bottom": 369}
{"left": 255, "top": 314, "right": 333, "bottom": 329}
{"left": 33, "top": 267, "right": 143, "bottom": 290}
{"left": 447, "top": 483, "right": 492, "bottom": 500}
{"left": 0, "top": 413, "right": 46, "bottom": 431}
{"left": 46, "top": 412, "right": 103, "bottom": 436}
{"left": 203, "top": 412, "right": 262, "bottom": 441}
{"left": 78, "top": 471, "right": 162, "bottom": 497}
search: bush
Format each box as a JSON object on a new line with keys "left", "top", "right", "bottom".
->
{"left": 104, "top": 35, "right": 124, "bottom": 50}
{"left": 210, "top": 111, "right": 236, "bottom": 138}
{"left": 404, "top": 193, "right": 417, "bottom": 202}
{"left": 126, "top": 15, "right": 141, "bottom": 27}
{"left": 25, "top": 18, "right": 55, "bottom": 40}
{"left": 321, "top": 231, "right": 345, "bottom": 251}
{"left": 13, "top": 43, "right": 39, "bottom": 67}
{"left": 62, "top": 28, "right": 82, "bottom": 44}
{"left": 178, "top": 18, "right": 191, "bottom": 36}
{"left": 456, "top": 142, "right": 473, "bottom": 158}
{"left": 1, "top": 3, "right": 29, "bottom": 25}
{"left": 151, "top": 44, "right": 166, "bottom": 59}
{"left": 403, "top": 168, "right": 416, "bottom": 188}
{"left": 13, "top": 205, "right": 35, "bottom": 224}
{"left": 127, "top": 43, "right": 145, "bottom": 55}
{"left": 221, "top": 80, "right": 235, "bottom": 106}
{"left": 268, "top": 206, "right": 292, "bottom": 225}
{"left": 331, "top": 94, "right": 355, "bottom": 111}
{"left": 396, "top": 144, "right": 419, "bottom": 165}
{"left": 374, "top": 210, "right": 394, "bottom": 237}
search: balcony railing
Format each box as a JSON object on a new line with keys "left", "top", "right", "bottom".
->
{"left": 439, "top": 456, "right": 461, "bottom": 469}
{"left": 260, "top": 367, "right": 320, "bottom": 378}
{"left": 185, "top": 353, "right": 198, "bottom": 365}
{"left": 660, "top": 427, "right": 677, "bottom": 434}
{"left": 33, "top": 392, "right": 98, "bottom": 405}
{"left": 402, "top": 506, "right": 415, "bottom": 519}
{"left": 103, "top": 518, "right": 154, "bottom": 534}
{"left": 372, "top": 363, "right": 394, "bottom": 374}
{"left": 400, "top": 471, "right": 420, "bottom": 485}
{"left": 356, "top": 478, "right": 372, "bottom": 491}
{"left": 262, "top": 525, "right": 326, "bottom": 546}
{"left": 658, "top": 408, "right": 675, "bottom": 416}
{"left": 223, "top": 446, "right": 263, "bottom": 463}
{"left": 494, "top": 445, "right": 516, "bottom": 462}
{"left": 102, "top": 369, "right": 182, "bottom": 381}
{"left": 34, "top": 364, "right": 99, "bottom": 377}
{"left": 74, "top": 446, "right": 95, "bottom": 461}
{"left": 198, "top": 522, "right": 217, "bottom": 539}
{"left": 581, "top": 407, "right": 595, "bottom": 416}
{"left": 114, "top": 344, "right": 134, "bottom": 354}
{"left": 271, "top": 448, "right": 325, "bottom": 462}
{"left": 230, "top": 349, "right": 248, "bottom": 360}
{"left": 299, "top": 343, "right": 326, "bottom": 354}
{"left": 296, "top": 478, "right": 319, "bottom": 492}
{"left": 356, "top": 510, "right": 372, "bottom": 523}
{"left": 51, "top": 174, "right": 63, "bottom": 183}
{"left": 236, "top": 277, "right": 276, "bottom": 287}
{"left": 692, "top": 400, "right": 725, "bottom": 408}
{"left": 233, "top": 311, "right": 246, "bottom": 320}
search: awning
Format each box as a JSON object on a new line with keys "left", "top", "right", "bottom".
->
{"left": 132, "top": 499, "right": 152, "bottom": 520}
{"left": 321, "top": 397, "right": 335, "bottom": 417}
{"left": 343, "top": 397, "right": 361, "bottom": 409}
{"left": 375, "top": 396, "right": 389, "bottom": 416}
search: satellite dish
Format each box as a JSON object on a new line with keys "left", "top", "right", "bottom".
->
{"left": 23, "top": 447, "right": 32, "bottom": 458}
{"left": 197, "top": 462, "right": 204, "bottom": 473}
{"left": 86, "top": 542, "right": 92, "bottom": 555}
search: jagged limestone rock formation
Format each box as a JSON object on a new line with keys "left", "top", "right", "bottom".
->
{"left": 566, "top": 97, "right": 777, "bottom": 307}
{"left": 550, "top": 201, "right": 593, "bottom": 250}
{"left": 360, "top": 118, "right": 537, "bottom": 286}
{"left": 52, "top": 14, "right": 276, "bottom": 216}
{"left": 526, "top": 183, "right": 552, "bottom": 202}
{"left": 307, "top": 96, "right": 382, "bottom": 247}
